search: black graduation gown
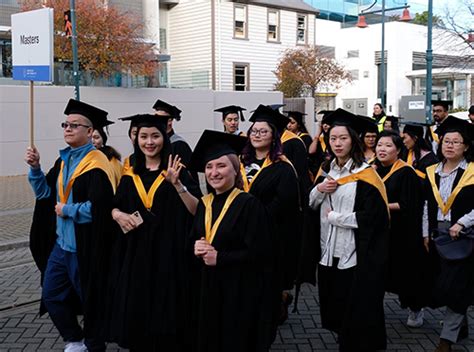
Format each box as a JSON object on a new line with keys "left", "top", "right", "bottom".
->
{"left": 425, "top": 165, "right": 474, "bottom": 314}
{"left": 415, "top": 151, "right": 438, "bottom": 175}
{"left": 190, "top": 190, "right": 273, "bottom": 352}
{"left": 247, "top": 160, "right": 300, "bottom": 290}
{"left": 29, "top": 158, "right": 115, "bottom": 340}
{"left": 107, "top": 168, "right": 200, "bottom": 350}
{"left": 282, "top": 137, "right": 311, "bottom": 199}
{"left": 299, "top": 133, "right": 312, "bottom": 151}
{"left": 377, "top": 164, "right": 429, "bottom": 309}
{"left": 299, "top": 172, "right": 389, "bottom": 352}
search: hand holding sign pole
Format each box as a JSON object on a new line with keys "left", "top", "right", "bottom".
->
{"left": 11, "top": 8, "right": 54, "bottom": 148}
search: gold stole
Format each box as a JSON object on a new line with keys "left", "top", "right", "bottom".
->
{"left": 381, "top": 159, "right": 409, "bottom": 182}
{"left": 319, "top": 135, "right": 327, "bottom": 152}
{"left": 298, "top": 132, "right": 310, "bottom": 138}
{"left": 123, "top": 167, "right": 168, "bottom": 210}
{"left": 406, "top": 150, "right": 426, "bottom": 179}
{"left": 110, "top": 157, "right": 123, "bottom": 188}
{"left": 202, "top": 188, "right": 242, "bottom": 244}
{"left": 336, "top": 167, "right": 389, "bottom": 209}
{"left": 426, "top": 162, "right": 474, "bottom": 216}
{"left": 281, "top": 130, "right": 303, "bottom": 144}
{"left": 367, "top": 156, "right": 376, "bottom": 165}
{"left": 58, "top": 150, "right": 116, "bottom": 203}
{"left": 122, "top": 156, "right": 131, "bottom": 175}
{"left": 430, "top": 126, "right": 439, "bottom": 143}
{"left": 240, "top": 157, "right": 273, "bottom": 192}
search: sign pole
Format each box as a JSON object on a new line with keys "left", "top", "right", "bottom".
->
{"left": 29, "top": 80, "right": 34, "bottom": 148}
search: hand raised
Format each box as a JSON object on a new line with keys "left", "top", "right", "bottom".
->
{"left": 25, "top": 147, "right": 40, "bottom": 169}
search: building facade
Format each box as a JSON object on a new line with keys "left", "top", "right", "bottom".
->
{"left": 162, "top": 0, "right": 318, "bottom": 91}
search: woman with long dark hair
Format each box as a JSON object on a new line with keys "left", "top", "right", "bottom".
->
{"left": 107, "top": 114, "right": 200, "bottom": 351}
{"left": 402, "top": 122, "right": 438, "bottom": 178}
{"left": 240, "top": 105, "right": 300, "bottom": 336}
{"left": 189, "top": 130, "right": 273, "bottom": 352}
{"left": 374, "top": 130, "right": 428, "bottom": 328}
{"left": 307, "top": 109, "right": 389, "bottom": 351}
{"left": 424, "top": 116, "right": 474, "bottom": 352}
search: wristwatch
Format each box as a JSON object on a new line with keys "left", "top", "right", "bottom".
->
{"left": 178, "top": 185, "right": 188, "bottom": 194}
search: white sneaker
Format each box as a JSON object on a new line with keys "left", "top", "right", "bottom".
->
{"left": 406, "top": 309, "right": 424, "bottom": 328}
{"left": 64, "top": 341, "right": 87, "bottom": 352}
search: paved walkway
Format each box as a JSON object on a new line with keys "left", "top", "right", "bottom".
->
{"left": 0, "top": 175, "right": 473, "bottom": 351}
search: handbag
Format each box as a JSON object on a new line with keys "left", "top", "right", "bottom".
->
{"left": 433, "top": 227, "right": 474, "bottom": 261}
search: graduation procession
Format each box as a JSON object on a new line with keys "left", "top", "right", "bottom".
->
{"left": 13, "top": 95, "right": 472, "bottom": 352}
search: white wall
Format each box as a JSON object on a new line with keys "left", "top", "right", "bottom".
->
{"left": 0, "top": 86, "right": 282, "bottom": 176}
{"left": 167, "top": 1, "right": 212, "bottom": 88}
{"left": 217, "top": 2, "right": 316, "bottom": 91}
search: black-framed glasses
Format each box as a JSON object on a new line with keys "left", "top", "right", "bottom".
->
{"left": 61, "top": 122, "right": 92, "bottom": 129}
{"left": 249, "top": 129, "right": 271, "bottom": 136}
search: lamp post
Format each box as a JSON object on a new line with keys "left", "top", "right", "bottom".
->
{"left": 425, "top": 0, "right": 433, "bottom": 124}
{"left": 70, "top": 0, "right": 80, "bottom": 101}
{"left": 357, "top": 1, "right": 411, "bottom": 109}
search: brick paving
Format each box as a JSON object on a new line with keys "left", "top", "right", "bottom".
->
{"left": 0, "top": 175, "right": 473, "bottom": 351}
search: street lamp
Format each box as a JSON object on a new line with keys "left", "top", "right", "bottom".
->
{"left": 425, "top": 0, "right": 433, "bottom": 124}
{"left": 357, "top": 1, "right": 411, "bottom": 109}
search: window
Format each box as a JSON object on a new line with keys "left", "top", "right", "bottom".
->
{"left": 234, "top": 63, "right": 249, "bottom": 91}
{"left": 347, "top": 50, "right": 359, "bottom": 58}
{"left": 267, "top": 9, "right": 280, "bottom": 42}
{"left": 234, "top": 4, "right": 247, "bottom": 39}
{"left": 349, "top": 69, "right": 359, "bottom": 80}
{"left": 297, "top": 14, "right": 307, "bottom": 44}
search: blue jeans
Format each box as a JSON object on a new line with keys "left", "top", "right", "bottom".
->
{"left": 42, "top": 243, "right": 105, "bottom": 351}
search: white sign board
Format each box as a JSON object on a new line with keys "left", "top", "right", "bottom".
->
{"left": 408, "top": 101, "right": 425, "bottom": 110}
{"left": 12, "top": 8, "right": 54, "bottom": 82}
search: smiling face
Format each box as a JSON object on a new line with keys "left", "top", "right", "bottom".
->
{"left": 329, "top": 125, "right": 352, "bottom": 161}
{"left": 376, "top": 136, "right": 399, "bottom": 166}
{"left": 249, "top": 121, "right": 273, "bottom": 151}
{"left": 223, "top": 113, "right": 240, "bottom": 134}
{"left": 137, "top": 126, "right": 164, "bottom": 159}
{"left": 63, "top": 114, "right": 93, "bottom": 148}
{"left": 373, "top": 104, "right": 383, "bottom": 116}
{"left": 205, "top": 154, "right": 237, "bottom": 193}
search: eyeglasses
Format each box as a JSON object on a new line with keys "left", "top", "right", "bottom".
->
{"left": 249, "top": 129, "right": 271, "bottom": 136}
{"left": 61, "top": 122, "right": 92, "bottom": 129}
{"left": 442, "top": 139, "right": 463, "bottom": 147}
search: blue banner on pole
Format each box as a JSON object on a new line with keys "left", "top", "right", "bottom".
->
{"left": 13, "top": 65, "right": 52, "bottom": 81}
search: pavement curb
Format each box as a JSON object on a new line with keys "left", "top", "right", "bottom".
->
{"left": 0, "top": 239, "right": 29, "bottom": 251}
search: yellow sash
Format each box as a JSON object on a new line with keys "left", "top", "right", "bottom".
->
{"left": 367, "top": 156, "right": 376, "bottom": 165}
{"left": 381, "top": 159, "right": 409, "bottom": 182}
{"left": 123, "top": 167, "right": 167, "bottom": 210}
{"left": 240, "top": 157, "right": 273, "bottom": 192}
{"left": 337, "top": 167, "right": 389, "bottom": 208}
{"left": 319, "top": 135, "right": 327, "bottom": 152}
{"left": 58, "top": 150, "right": 116, "bottom": 203}
{"left": 110, "top": 157, "right": 123, "bottom": 188}
{"left": 407, "top": 150, "right": 414, "bottom": 166}
{"left": 430, "top": 126, "right": 439, "bottom": 143}
{"left": 202, "top": 188, "right": 242, "bottom": 244}
{"left": 281, "top": 130, "right": 303, "bottom": 144}
{"left": 298, "top": 132, "right": 310, "bottom": 138}
{"left": 426, "top": 162, "right": 474, "bottom": 216}
{"left": 122, "top": 156, "right": 131, "bottom": 175}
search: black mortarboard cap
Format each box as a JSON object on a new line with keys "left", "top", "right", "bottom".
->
{"left": 469, "top": 105, "right": 474, "bottom": 115}
{"left": 435, "top": 115, "right": 474, "bottom": 141}
{"left": 152, "top": 99, "right": 182, "bottom": 121}
{"left": 432, "top": 100, "right": 453, "bottom": 111}
{"left": 285, "top": 111, "right": 307, "bottom": 126}
{"left": 403, "top": 121, "right": 430, "bottom": 139}
{"left": 268, "top": 103, "right": 286, "bottom": 111}
{"left": 119, "top": 114, "right": 167, "bottom": 129}
{"left": 318, "top": 110, "right": 334, "bottom": 123}
{"left": 324, "top": 108, "right": 377, "bottom": 135}
{"left": 214, "top": 105, "right": 246, "bottom": 121}
{"left": 249, "top": 104, "right": 290, "bottom": 132}
{"left": 385, "top": 115, "right": 403, "bottom": 123}
{"left": 189, "top": 130, "right": 247, "bottom": 172}
{"left": 64, "top": 99, "right": 112, "bottom": 129}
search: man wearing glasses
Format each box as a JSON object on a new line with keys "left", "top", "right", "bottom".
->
{"left": 430, "top": 100, "right": 452, "bottom": 152}
{"left": 24, "top": 99, "right": 115, "bottom": 352}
